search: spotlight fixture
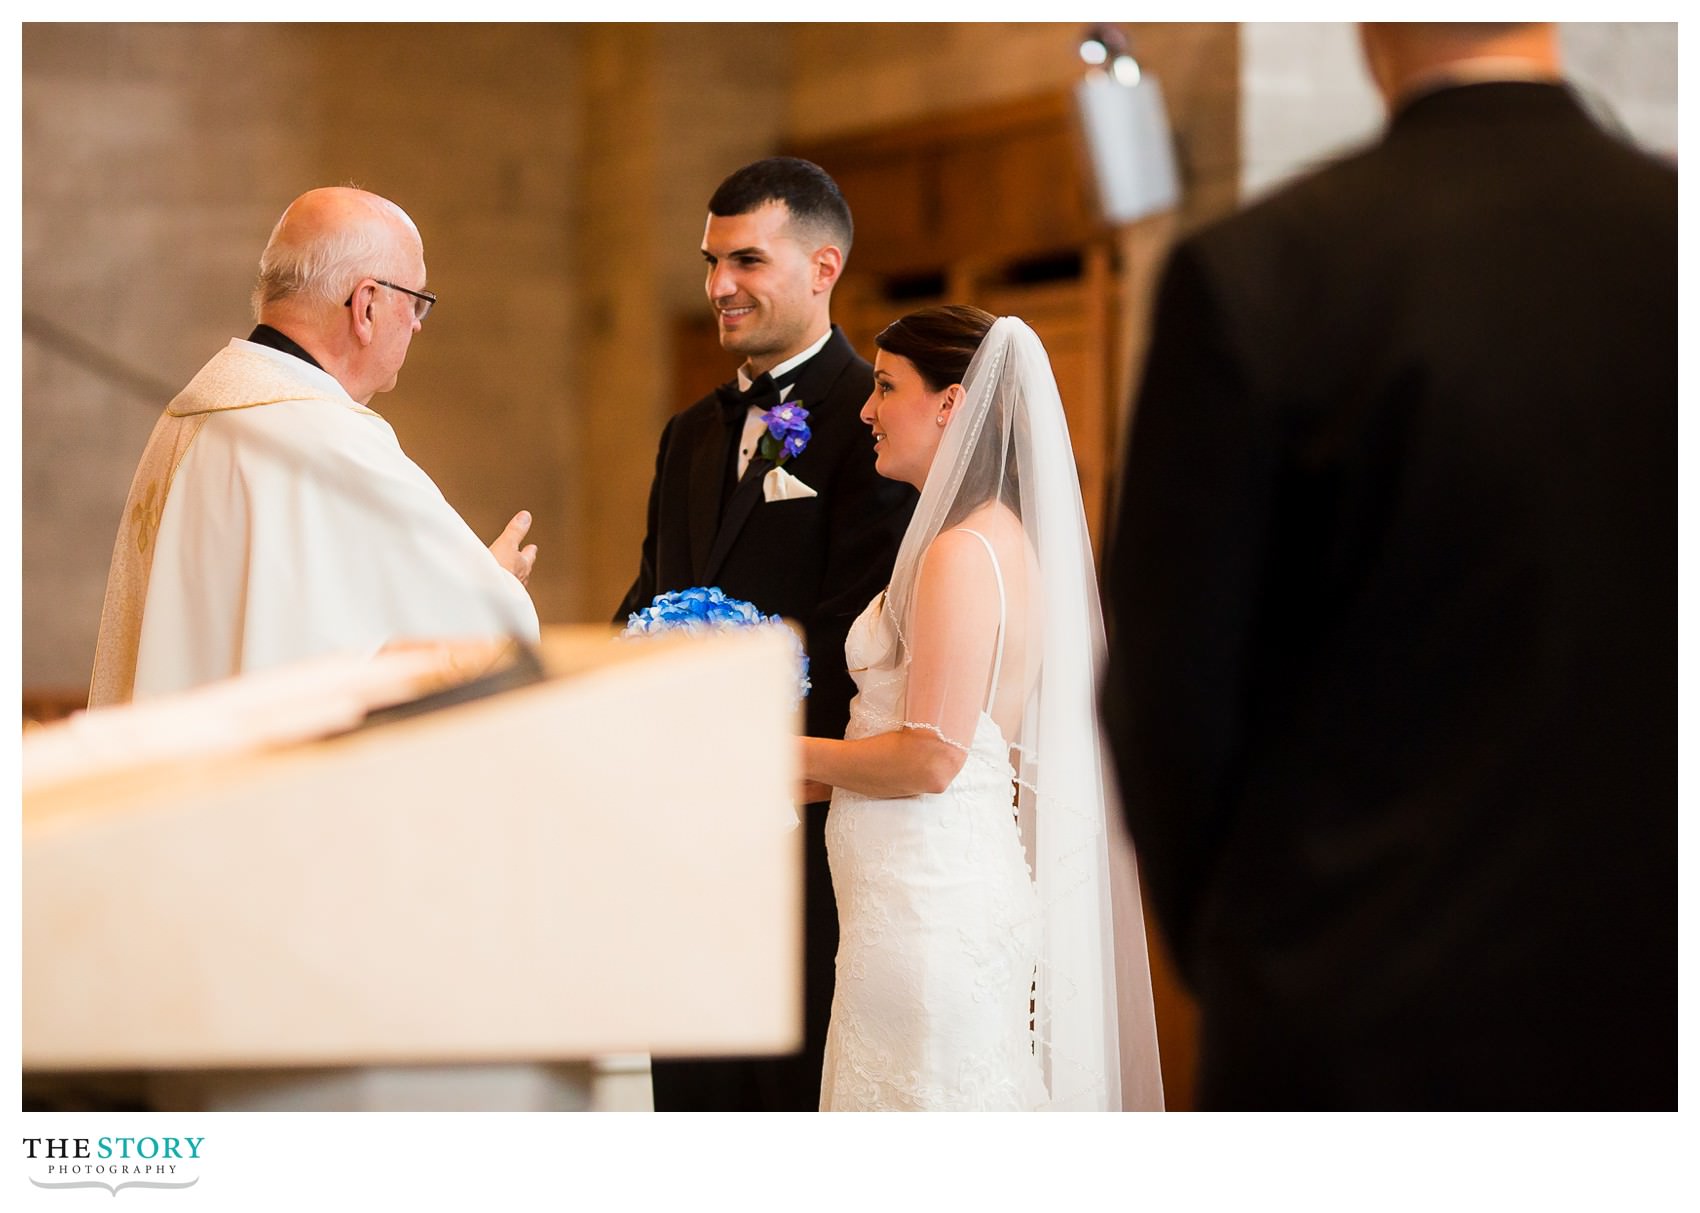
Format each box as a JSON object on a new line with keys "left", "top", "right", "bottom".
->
{"left": 1073, "top": 24, "right": 1180, "bottom": 225}
{"left": 1079, "top": 23, "right": 1129, "bottom": 68}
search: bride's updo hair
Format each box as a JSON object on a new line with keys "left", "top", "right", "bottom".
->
{"left": 874, "top": 304, "right": 997, "bottom": 391}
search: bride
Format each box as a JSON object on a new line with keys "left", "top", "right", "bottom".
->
{"left": 801, "top": 306, "right": 1161, "bottom": 1111}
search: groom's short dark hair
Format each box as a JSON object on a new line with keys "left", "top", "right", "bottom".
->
{"left": 708, "top": 157, "right": 854, "bottom": 253}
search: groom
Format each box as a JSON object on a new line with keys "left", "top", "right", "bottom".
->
{"left": 616, "top": 157, "right": 916, "bottom": 1111}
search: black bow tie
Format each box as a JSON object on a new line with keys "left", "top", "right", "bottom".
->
{"left": 714, "top": 367, "right": 803, "bottom": 424}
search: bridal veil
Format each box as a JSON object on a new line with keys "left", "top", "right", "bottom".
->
{"left": 875, "top": 316, "right": 1163, "bottom": 1110}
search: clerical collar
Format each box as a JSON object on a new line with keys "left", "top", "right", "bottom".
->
{"left": 736, "top": 328, "right": 832, "bottom": 393}
{"left": 247, "top": 323, "right": 325, "bottom": 371}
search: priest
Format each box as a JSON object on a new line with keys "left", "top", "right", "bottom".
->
{"left": 89, "top": 187, "right": 539, "bottom": 707}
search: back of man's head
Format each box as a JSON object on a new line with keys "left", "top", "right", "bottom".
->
{"left": 252, "top": 187, "right": 420, "bottom": 320}
{"left": 1359, "top": 23, "right": 1560, "bottom": 104}
{"left": 708, "top": 157, "right": 854, "bottom": 255}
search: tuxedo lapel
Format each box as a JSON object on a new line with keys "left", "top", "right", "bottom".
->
{"left": 703, "top": 453, "right": 771, "bottom": 583}
{"left": 686, "top": 406, "right": 729, "bottom": 583}
{"left": 698, "top": 328, "right": 860, "bottom": 585}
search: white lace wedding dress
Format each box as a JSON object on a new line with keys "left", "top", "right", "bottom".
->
{"left": 819, "top": 531, "right": 1047, "bottom": 1111}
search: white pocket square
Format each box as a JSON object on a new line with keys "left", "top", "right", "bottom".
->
{"left": 763, "top": 466, "right": 818, "bottom": 502}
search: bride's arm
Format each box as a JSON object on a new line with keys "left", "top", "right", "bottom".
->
{"left": 801, "top": 530, "right": 1001, "bottom": 798}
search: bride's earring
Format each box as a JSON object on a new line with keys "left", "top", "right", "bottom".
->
{"left": 935, "top": 414, "right": 947, "bottom": 427}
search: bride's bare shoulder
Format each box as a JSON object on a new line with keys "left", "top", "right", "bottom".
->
{"left": 918, "top": 528, "right": 994, "bottom": 585}
{"left": 919, "top": 506, "right": 1024, "bottom": 586}
{"left": 951, "top": 500, "right": 1022, "bottom": 540}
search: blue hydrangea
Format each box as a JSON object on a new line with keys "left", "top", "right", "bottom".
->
{"left": 622, "top": 586, "right": 811, "bottom": 701}
{"left": 758, "top": 401, "right": 812, "bottom": 466}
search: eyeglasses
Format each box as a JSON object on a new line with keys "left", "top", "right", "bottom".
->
{"left": 344, "top": 278, "right": 437, "bottom": 322}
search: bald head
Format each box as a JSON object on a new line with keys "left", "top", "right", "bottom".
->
{"left": 252, "top": 187, "right": 422, "bottom": 317}
{"left": 252, "top": 187, "right": 429, "bottom": 404}
{"left": 1359, "top": 23, "right": 1561, "bottom": 107}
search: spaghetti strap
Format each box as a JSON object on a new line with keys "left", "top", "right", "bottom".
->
{"left": 956, "top": 528, "right": 1006, "bottom": 714}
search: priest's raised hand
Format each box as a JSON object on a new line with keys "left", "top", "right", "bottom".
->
{"left": 488, "top": 510, "right": 539, "bottom": 587}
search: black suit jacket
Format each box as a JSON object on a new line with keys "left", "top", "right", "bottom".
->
{"left": 617, "top": 325, "right": 915, "bottom": 742}
{"left": 1101, "top": 83, "right": 1674, "bottom": 1109}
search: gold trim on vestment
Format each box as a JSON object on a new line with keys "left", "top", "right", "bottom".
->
{"left": 86, "top": 344, "right": 366, "bottom": 708}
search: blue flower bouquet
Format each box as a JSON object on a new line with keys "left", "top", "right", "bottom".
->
{"left": 622, "top": 587, "right": 811, "bottom": 702}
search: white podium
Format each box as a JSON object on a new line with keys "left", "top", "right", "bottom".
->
{"left": 22, "top": 627, "right": 804, "bottom": 1110}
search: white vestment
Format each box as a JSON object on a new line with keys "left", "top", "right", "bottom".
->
{"left": 89, "top": 339, "right": 539, "bottom": 707}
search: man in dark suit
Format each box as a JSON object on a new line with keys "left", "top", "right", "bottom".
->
{"left": 617, "top": 157, "right": 916, "bottom": 1111}
{"left": 1100, "top": 24, "right": 1673, "bottom": 1109}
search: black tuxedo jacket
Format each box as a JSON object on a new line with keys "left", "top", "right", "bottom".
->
{"left": 1102, "top": 83, "right": 1674, "bottom": 1109}
{"left": 617, "top": 325, "right": 915, "bottom": 743}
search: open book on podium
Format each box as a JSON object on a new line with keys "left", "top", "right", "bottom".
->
{"left": 22, "top": 626, "right": 804, "bottom": 1111}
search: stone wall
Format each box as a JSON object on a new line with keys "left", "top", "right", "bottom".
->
{"left": 24, "top": 25, "right": 318, "bottom": 691}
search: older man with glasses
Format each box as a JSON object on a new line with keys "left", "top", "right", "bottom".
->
{"left": 89, "top": 186, "right": 539, "bottom": 707}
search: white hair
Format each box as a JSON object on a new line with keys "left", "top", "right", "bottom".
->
{"left": 249, "top": 194, "right": 417, "bottom": 319}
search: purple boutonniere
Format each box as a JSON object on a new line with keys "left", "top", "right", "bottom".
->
{"left": 758, "top": 401, "right": 811, "bottom": 466}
